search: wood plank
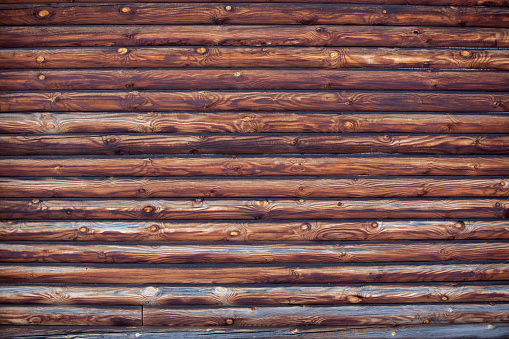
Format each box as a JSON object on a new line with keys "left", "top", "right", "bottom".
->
{"left": 2, "top": 47, "right": 508, "bottom": 70}
{"left": 1, "top": 91, "right": 508, "bottom": 113}
{"left": 144, "top": 304, "right": 509, "bottom": 326}
{"left": 2, "top": 26, "right": 508, "bottom": 48}
{"left": 1, "top": 220, "right": 508, "bottom": 242}
{"left": 0, "top": 306, "right": 141, "bottom": 326}
{"left": 2, "top": 113, "right": 509, "bottom": 134}
{"left": 1, "top": 263, "right": 508, "bottom": 284}
{"left": 3, "top": 70, "right": 509, "bottom": 92}
{"left": 1, "top": 4, "right": 508, "bottom": 27}
{"left": 2, "top": 177, "right": 508, "bottom": 198}
{"left": 1, "top": 134, "right": 508, "bottom": 156}
{"left": 1, "top": 283, "right": 507, "bottom": 305}
{"left": 1, "top": 199, "right": 507, "bottom": 220}
{"left": 1, "top": 156, "right": 507, "bottom": 177}
{"left": 1, "top": 242, "right": 507, "bottom": 264}
{"left": 0, "top": 324, "right": 508, "bottom": 339}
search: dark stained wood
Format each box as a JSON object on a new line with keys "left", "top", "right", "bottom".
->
{"left": 1, "top": 156, "right": 507, "bottom": 177}
{"left": 1, "top": 134, "right": 508, "bottom": 156}
{"left": 2, "top": 47, "right": 509, "bottom": 70}
{"left": 2, "top": 263, "right": 508, "bottom": 284}
{"left": 1, "top": 4, "right": 508, "bottom": 27}
{"left": 1, "top": 91, "right": 508, "bottom": 113}
{"left": 1, "top": 283, "right": 507, "bottom": 305}
{"left": 3, "top": 70, "right": 509, "bottom": 91}
{"left": 2, "top": 26, "right": 508, "bottom": 48}
{"left": 1, "top": 220, "right": 508, "bottom": 242}
{"left": 2, "top": 177, "right": 509, "bottom": 198}
{"left": 1, "top": 242, "right": 507, "bottom": 264}
{"left": 1, "top": 198, "right": 507, "bottom": 220}
{"left": 144, "top": 304, "right": 509, "bottom": 326}
{"left": 0, "top": 306, "right": 141, "bottom": 326}
{"left": 2, "top": 113, "right": 509, "bottom": 134}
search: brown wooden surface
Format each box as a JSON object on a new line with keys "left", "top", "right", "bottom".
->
{"left": 1, "top": 220, "right": 508, "bottom": 242}
{"left": 1, "top": 283, "right": 507, "bottom": 305}
{"left": 3, "top": 113, "right": 509, "bottom": 134}
{"left": 2, "top": 263, "right": 508, "bottom": 284}
{"left": 3, "top": 26, "right": 509, "bottom": 48}
{"left": 2, "top": 0, "right": 507, "bottom": 4}
{"left": 1, "top": 156, "right": 507, "bottom": 177}
{"left": 1, "top": 4, "right": 508, "bottom": 27}
{"left": 3, "top": 47, "right": 509, "bottom": 70}
{"left": 1, "top": 198, "right": 507, "bottom": 220}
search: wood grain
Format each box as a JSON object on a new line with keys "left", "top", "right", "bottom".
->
{"left": 1, "top": 283, "right": 507, "bottom": 305}
{"left": 1, "top": 242, "right": 507, "bottom": 264}
{"left": 2, "top": 47, "right": 508, "bottom": 70}
{"left": 2, "top": 263, "right": 508, "bottom": 284}
{"left": 0, "top": 306, "right": 141, "bottom": 326}
{"left": 1, "top": 199, "right": 507, "bottom": 220}
{"left": 1, "top": 134, "right": 508, "bottom": 156}
{"left": 2, "top": 26, "right": 508, "bottom": 48}
{"left": 2, "top": 177, "right": 508, "bottom": 198}
{"left": 1, "top": 220, "right": 508, "bottom": 242}
{"left": 1, "top": 156, "right": 507, "bottom": 177}
{"left": 1, "top": 4, "right": 507, "bottom": 27}
{"left": 143, "top": 304, "right": 509, "bottom": 326}
{"left": 2, "top": 113, "right": 509, "bottom": 134}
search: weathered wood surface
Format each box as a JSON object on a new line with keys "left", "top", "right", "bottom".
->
{"left": 3, "top": 70, "right": 509, "bottom": 91}
{"left": 2, "top": 263, "right": 508, "bottom": 284}
{"left": 1, "top": 242, "right": 508, "bottom": 263}
{"left": 3, "top": 0, "right": 507, "bottom": 4}
{"left": 2, "top": 199, "right": 507, "bottom": 220}
{"left": 1, "top": 4, "right": 508, "bottom": 27}
{"left": 2, "top": 134, "right": 508, "bottom": 156}
{"left": 0, "top": 306, "right": 141, "bottom": 326}
{"left": 3, "top": 26, "right": 509, "bottom": 48}
{"left": 3, "top": 47, "right": 509, "bottom": 70}
{"left": 1, "top": 156, "right": 508, "bottom": 177}
{"left": 1, "top": 283, "right": 508, "bottom": 305}
{"left": 1, "top": 220, "right": 508, "bottom": 242}
{"left": 3, "top": 113, "right": 509, "bottom": 134}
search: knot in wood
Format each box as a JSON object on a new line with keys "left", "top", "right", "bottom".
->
{"left": 234, "top": 72, "right": 241, "bottom": 77}
{"left": 454, "top": 221, "right": 464, "bottom": 229}
{"left": 371, "top": 222, "right": 379, "bottom": 228}
{"left": 329, "top": 51, "right": 339, "bottom": 59}
{"left": 143, "top": 205, "right": 154, "bottom": 213}
{"left": 106, "top": 137, "right": 116, "bottom": 143}
{"left": 38, "top": 74, "right": 46, "bottom": 80}
{"left": 36, "top": 56, "right": 45, "bottom": 63}
{"left": 117, "top": 48, "right": 128, "bottom": 55}
{"left": 32, "top": 199, "right": 40, "bottom": 204}
{"left": 121, "top": 7, "right": 131, "bottom": 13}
{"left": 38, "top": 10, "right": 50, "bottom": 17}
{"left": 346, "top": 295, "right": 363, "bottom": 303}
{"left": 441, "top": 295, "right": 448, "bottom": 301}
{"left": 460, "top": 50, "right": 471, "bottom": 57}
{"left": 79, "top": 226, "right": 88, "bottom": 233}
{"left": 229, "top": 230, "right": 240, "bottom": 237}
{"left": 300, "top": 223, "right": 310, "bottom": 230}
{"left": 149, "top": 225, "right": 159, "bottom": 232}
{"left": 225, "top": 5, "right": 232, "bottom": 11}
{"left": 196, "top": 47, "right": 207, "bottom": 54}
{"left": 225, "top": 318, "right": 234, "bottom": 325}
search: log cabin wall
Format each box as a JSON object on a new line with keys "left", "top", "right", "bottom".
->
{"left": 0, "top": 0, "right": 508, "bottom": 337}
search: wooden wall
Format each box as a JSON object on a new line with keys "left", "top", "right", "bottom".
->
{"left": 0, "top": 0, "right": 509, "bottom": 337}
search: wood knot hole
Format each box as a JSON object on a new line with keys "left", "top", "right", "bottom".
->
{"left": 149, "top": 225, "right": 158, "bottom": 232}
{"left": 36, "top": 56, "right": 45, "bottom": 63}
{"left": 371, "top": 222, "right": 379, "bottom": 228}
{"left": 143, "top": 205, "right": 154, "bottom": 213}
{"left": 117, "top": 48, "right": 128, "bottom": 55}
{"left": 225, "top": 318, "right": 234, "bottom": 325}
{"left": 196, "top": 47, "right": 207, "bottom": 54}
{"left": 121, "top": 6, "right": 131, "bottom": 13}
{"left": 38, "top": 10, "right": 50, "bottom": 17}
{"left": 38, "top": 74, "right": 46, "bottom": 80}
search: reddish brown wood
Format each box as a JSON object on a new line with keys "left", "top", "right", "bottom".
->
{"left": 0, "top": 156, "right": 507, "bottom": 177}
{"left": 1, "top": 199, "right": 507, "bottom": 220}
{"left": 1, "top": 4, "right": 507, "bottom": 27}
{"left": 1, "top": 242, "right": 507, "bottom": 264}
{"left": 2, "top": 47, "right": 508, "bottom": 70}
{"left": 2, "top": 26, "right": 508, "bottom": 48}
{"left": 2, "top": 113, "right": 509, "bottom": 134}
{"left": 0, "top": 306, "right": 141, "bottom": 326}
{"left": 1, "top": 220, "right": 508, "bottom": 242}
{"left": 1, "top": 263, "right": 508, "bottom": 284}
{"left": 1, "top": 134, "right": 508, "bottom": 156}
{"left": 1, "top": 283, "right": 507, "bottom": 305}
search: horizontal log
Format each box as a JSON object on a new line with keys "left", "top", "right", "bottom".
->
{"left": 1, "top": 4, "right": 507, "bottom": 27}
{"left": 143, "top": 304, "right": 509, "bottom": 326}
{"left": 3, "top": 70, "right": 509, "bottom": 92}
{"left": 3, "top": 113, "right": 509, "bottom": 134}
{"left": 0, "top": 324, "right": 508, "bottom": 339}
{"left": 2, "top": 26, "right": 508, "bottom": 48}
{"left": 2, "top": 91, "right": 507, "bottom": 113}
{"left": 1, "top": 156, "right": 507, "bottom": 177}
{"left": 2, "top": 47, "right": 508, "bottom": 70}
{"left": 1, "top": 283, "right": 507, "bottom": 305}
{"left": 2, "top": 134, "right": 508, "bottom": 156}
{"left": 1, "top": 220, "right": 508, "bottom": 242}
{"left": 2, "top": 177, "right": 508, "bottom": 198}
{"left": 1, "top": 199, "right": 507, "bottom": 220}
{"left": 1, "top": 242, "right": 507, "bottom": 264}
{"left": 0, "top": 306, "right": 141, "bottom": 326}
{"left": 1, "top": 263, "right": 508, "bottom": 284}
